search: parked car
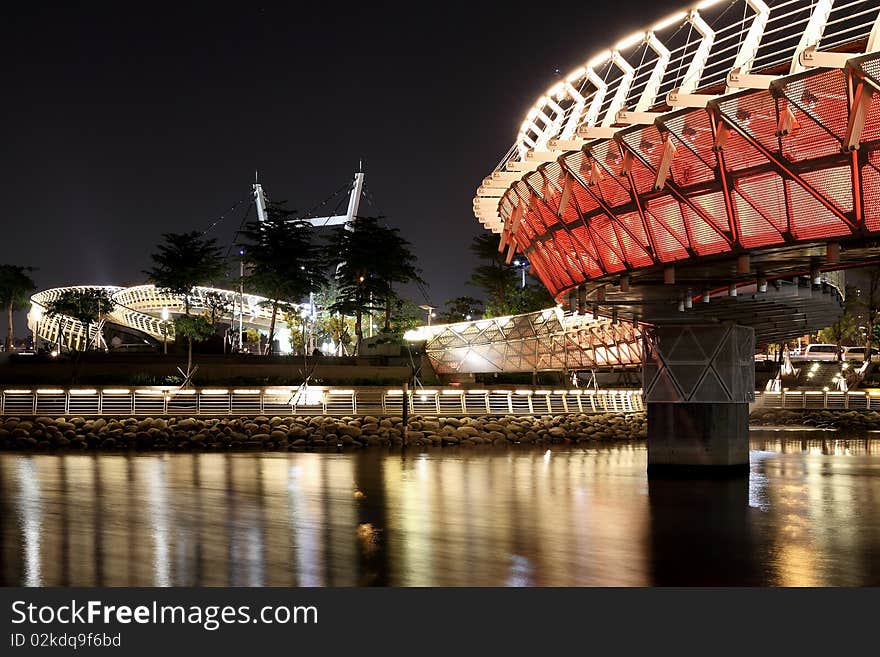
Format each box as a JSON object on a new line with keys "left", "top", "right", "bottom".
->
{"left": 843, "top": 346, "right": 880, "bottom": 362}
{"left": 791, "top": 343, "right": 843, "bottom": 361}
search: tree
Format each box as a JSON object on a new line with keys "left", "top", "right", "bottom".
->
{"left": 325, "top": 216, "right": 424, "bottom": 349}
{"left": 320, "top": 315, "right": 355, "bottom": 356}
{"left": 855, "top": 267, "right": 880, "bottom": 363}
{"left": 202, "top": 291, "right": 233, "bottom": 326}
{"left": 817, "top": 288, "right": 861, "bottom": 360}
{"left": 388, "top": 298, "right": 424, "bottom": 336}
{"left": 238, "top": 201, "right": 326, "bottom": 356}
{"left": 44, "top": 288, "right": 115, "bottom": 352}
{"left": 174, "top": 314, "right": 215, "bottom": 384}
{"left": 0, "top": 265, "right": 37, "bottom": 352}
{"left": 467, "top": 233, "right": 552, "bottom": 317}
{"left": 437, "top": 296, "right": 484, "bottom": 323}
{"left": 144, "top": 231, "right": 226, "bottom": 315}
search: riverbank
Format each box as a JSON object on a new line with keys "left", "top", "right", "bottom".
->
{"left": 0, "top": 412, "right": 647, "bottom": 450}
{"left": 750, "top": 408, "right": 880, "bottom": 432}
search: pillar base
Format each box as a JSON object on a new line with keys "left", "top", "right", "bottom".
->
{"left": 647, "top": 402, "right": 749, "bottom": 475}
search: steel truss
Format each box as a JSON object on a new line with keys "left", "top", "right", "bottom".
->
{"left": 411, "top": 307, "right": 642, "bottom": 374}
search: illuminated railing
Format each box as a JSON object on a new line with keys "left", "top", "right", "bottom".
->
{"left": 753, "top": 389, "right": 874, "bottom": 410}
{"left": 0, "top": 386, "right": 644, "bottom": 418}
{"left": 479, "top": 0, "right": 880, "bottom": 199}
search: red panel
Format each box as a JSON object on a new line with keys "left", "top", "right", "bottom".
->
{"left": 862, "top": 152, "right": 880, "bottom": 232}
{"left": 616, "top": 211, "right": 655, "bottom": 267}
{"left": 558, "top": 182, "right": 582, "bottom": 225}
{"left": 589, "top": 215, "right": 627, "bottom": 273}
{"left": 719, "top": 90, "right": 779, "bottom": 154}
{"left": 518, "top": 208, "right": 540, "bottom": 241}
{"left": 540, "top": 239, "right": 577, "bottom": 289}
{"left": 552, "top": 230, "right": 589, "bottom": 281}
{"left": 736, "top": 173, "right": 788, "bottom": 237}
{"left": 569, "top": 225, "right": 605, "bottom": 278}
{"left": 586, "top": 141, "right": 632, "bottom": 207}
{"left": 861, "top": 92, "right": 880, "bottom": 143}
{"left": 684, "top": 192, "right": 731, "bottom": 255}
{"left": 526, "top": 247, "right": 561, "bottom": 297}
{"left": 780, "top": 102, "right": 844, "bottom": 163}
{"left": 719, "top": 127, "right": 768, "bottom": 172}
{"left": 787, "top": 179, "right": 851, "bottom": 240}
{"left": 645, "top": 196, "right": 689, "bottom": 261}
{"left": 800, "top": 166, "right": 853, "bottom": 214}
{"left": 784, "top": 71, "right": 849, "bottom": 143}
{"left": 733, "top": 189, "right": 785, "bottom": 249}
{"left": 570, "top": 180, "right": 601, "bottom": 216}
{"left": 664, "top": 113, "right": 717, "bottom": 186}
{"left": 531, "top": 242, "right": 564, "bottom": 293}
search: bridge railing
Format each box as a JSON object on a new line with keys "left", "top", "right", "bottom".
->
{"left": 0, "top": 386, "right": 644, "bottom": 418}
{"left": 753, "top": 390, "right": 875, "bottom": 410}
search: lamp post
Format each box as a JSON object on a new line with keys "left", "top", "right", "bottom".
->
{"left": 513, "top": 259, "right": 528, "bottom": 288}
{"left": 32, "top": 305, "right": 42, "bottom": 353}
{"left": 239, "top": 249, "right": 245, "bottom": 352}
{"left": 161, "top": 307, "right": 169, "bottom": 355}
{"left": 419, "top": 304, "right": 436, "bottom": 326}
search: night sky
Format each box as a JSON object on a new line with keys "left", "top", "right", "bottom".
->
{"left": 0, "top": 0, "right": 683, "bottom": 330}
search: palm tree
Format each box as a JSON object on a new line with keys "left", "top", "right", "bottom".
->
{"left": 0, "top": 265, "right": 37, "bottom": 352}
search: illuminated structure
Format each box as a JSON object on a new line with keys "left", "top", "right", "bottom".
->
{"left": 28, "top": 285, "right": 293, "bottom": 353}
{"left": 407, "top": 306, "right": 642, "bottom": 374}
{"left": 475, "top": 0, "right": 880, "bottom": 472}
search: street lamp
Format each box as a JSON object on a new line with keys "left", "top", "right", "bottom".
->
{"left": 238, "top": 248, "right": 245, "bottom": 351}
{"left": 513, "top": 259, "right": 528, "bottom": 288}
{"left": 419, "top": 304, "right": 436, "bottom": 326}
{"left": 31, "top": 305, "right": 42, "bottom": 353}
{"left": 161, "top": 307, "right": 169, "bottom": 354}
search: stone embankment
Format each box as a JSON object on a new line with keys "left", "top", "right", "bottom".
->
{"left": 0, "top": 413, "right": 647, "bottom": 451}
{"left": 750, "top": 408, "right": 880, "bottom": 432}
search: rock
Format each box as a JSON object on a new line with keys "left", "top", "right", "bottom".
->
{"left": 338, "top": 425, "right": 362, "bottom": 438}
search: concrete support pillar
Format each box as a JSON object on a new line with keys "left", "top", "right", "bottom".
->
{"left": 642, "top": 323, "right": 755, "bottom": 475}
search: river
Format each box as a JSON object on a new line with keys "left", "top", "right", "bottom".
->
{"left": 2, "top": 432, "right": 880, "bottom": 586}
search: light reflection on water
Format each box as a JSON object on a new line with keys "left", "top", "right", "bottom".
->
{"left": 2, "top": 434, "right": 880, "bottom": 586}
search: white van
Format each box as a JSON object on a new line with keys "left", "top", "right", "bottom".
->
{"left": 843, "top": 346, "right": 880, "bottom": 362}
{"left": 796, "top": 344, "right": 843, "bottom": 361}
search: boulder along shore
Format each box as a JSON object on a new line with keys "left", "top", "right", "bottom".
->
{"left": 750, "top": 408, "right": 880, "bottom": 433}
{"left": 0, "top": 412, "right": 648, "bottom": 451}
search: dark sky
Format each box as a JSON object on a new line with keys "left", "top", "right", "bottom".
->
{"left": 0, "top": 0, "right": 683, "bottom": 328}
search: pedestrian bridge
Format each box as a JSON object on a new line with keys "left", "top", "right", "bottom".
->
{"left": 29, "top": 285, "right": 285, "bottom": 352}
{"left": 476, "top": 0, "right": 880, "bottom": 336}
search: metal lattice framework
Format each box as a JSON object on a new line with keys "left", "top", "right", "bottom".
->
{"left": 475, "top": 0, "right": 880, "bottom": 328}
{"left": 406, "top": 307, "right": 642, "bottom": 374}
{"left": 28, "top": 285, "right": 292, "bottom": 352}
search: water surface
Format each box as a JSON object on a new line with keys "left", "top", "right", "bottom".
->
{"left": 2, "top": 433, "right": 880, "bottom": 586}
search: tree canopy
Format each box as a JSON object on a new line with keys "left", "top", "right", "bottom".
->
{"left": 437, "top": 296, "right": 484, "bottom": 323}
{"left": 325, "top": 216, "right": 424, "bottom": 349}
{"left": 238, "top": 201, "right": 326, "bottom": 355}
{"left": 44, "top": 288, "right": 115, "bottom": 351}
{"left": 144, "top": 231, "right": 226, "bottom": 314}
{"left": 467, "top": 233, "right": 553, "bottom": 317}
{"left": 0, "top": 264, "right": 36, "bottom": 352}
